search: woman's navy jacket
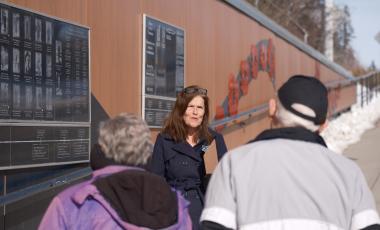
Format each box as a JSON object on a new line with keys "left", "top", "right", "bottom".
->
{"left": 148, "top": 128, "right": 227, "bottom": 195}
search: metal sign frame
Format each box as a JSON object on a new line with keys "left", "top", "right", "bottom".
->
{"left": 142, "top": 14, "right": 185, "bottom": 128}
{"left": 0, "top": 1, "right": 91, "bottom": 170}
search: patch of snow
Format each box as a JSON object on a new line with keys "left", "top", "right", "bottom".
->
{"left": 321, "top": 88, "right": 380, "bottom": 154}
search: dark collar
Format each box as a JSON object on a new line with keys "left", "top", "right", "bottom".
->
{"left": 172, "top": 142, "right": 202, "bottom": 162}
{"left": 160, "top": 128, "right": 217, "bottom": 162}
{"left": 248, "top": 127, "right": 327, "bottom": 147}
{"left": 160, "top": 127, "right": 217, "bottom": 140}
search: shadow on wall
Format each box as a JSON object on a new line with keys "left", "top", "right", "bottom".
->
{"left": 0, "top": 94, "right": 109, "bottom": 230}
{"left": 91, "top": 94, "right": 110, "bottom": 146}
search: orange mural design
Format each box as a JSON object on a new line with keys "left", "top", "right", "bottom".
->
{"left": 228, "top": 74, "right": 239, "bottom": 116}
{"left": 250, "top": 45, "right": 258, "bottom": 79}
{"left": 267, "top": 39, "right": 275, "bottom": 82}
{"left": 215, "top": 105, "right": 225, "bottom": 120}
{"left": 213, "top": 39, "right": 276, "bottom": 127}
{"left": 259, "top": 43, "right": 266, "bottom": 70}
{"left": 240, "top": 60, "right": 249, "bottom": 95}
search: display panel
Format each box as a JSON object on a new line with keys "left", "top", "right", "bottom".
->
{"left": 142, "top": 15, "right": 184, "bottom": 127}
{"left": 0, "top": 3, "right": 90, "bottom": 169}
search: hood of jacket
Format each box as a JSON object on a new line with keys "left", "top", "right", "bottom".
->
{"left": 93, "top": 169, "right": 179, "bottom": 229}
{"left": 70, "top": 166, "right": 190, "bottom": 229}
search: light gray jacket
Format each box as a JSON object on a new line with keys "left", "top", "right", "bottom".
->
{"left": 201, "top": 131, "right": 379, "bottom": 230}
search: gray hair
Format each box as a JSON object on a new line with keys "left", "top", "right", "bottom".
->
{"left": 276, "top": 100, "right": 319, "bottom": 132}
{"left": 98, "top": 113, "right": 153, "bottom": 166}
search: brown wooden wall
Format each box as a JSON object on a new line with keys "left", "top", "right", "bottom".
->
{"left": 6, "top": 0, "right": 356, "bottom": 172}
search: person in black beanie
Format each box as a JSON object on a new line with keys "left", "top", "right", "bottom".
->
{"left": 201, "top": 75, "right": 380, "bottom": 230}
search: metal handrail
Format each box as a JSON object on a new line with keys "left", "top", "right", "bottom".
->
{"left": 325, "top": 78, "right": 354, "bottom": 89}
{"left": 210, "top": 103, "right": 269, "bottom": 128}
{"left": 0, "top": 167, "right": 92, "bottom": 206}
{"left": 354, "top": 71, "right": 379, "bottom": 81}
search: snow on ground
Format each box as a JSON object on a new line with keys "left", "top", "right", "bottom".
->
{"left": 321, "top": 91, "right": 380, "bottom": 154}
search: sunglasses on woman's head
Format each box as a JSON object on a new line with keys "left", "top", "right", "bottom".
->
{"left": 182, "top": 87, "right": 207, "bottom": 96}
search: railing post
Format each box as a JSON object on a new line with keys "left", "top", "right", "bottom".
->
{"left": 366, "top": 77, "right": 370, "bottom": 105}
{"left": 363, "top": 78, "right": 366, "bottom": 107}
{"left": 370, "top": 75, "right": 372, "bottom": 101}
{"left": 364, "top": 77, "right": 366, "bottom": 105}
{"left": 374, "top": 73, "right": 379, "bottom": 97}
{"left": 378, "top": 72, "right": 380, "bottom": 94}
{"left": 361, "top": 78, "right": 364, "bottom": 107}
{"left": 368, "top": 77, "right": 371, "bottom": 103}
{"left": 377, "top": 73, "right": 378, "bottom": 95}
{"left": 375, "top": 73, "right": 377, "bottom": 96}
{"left": 375, "top": 73, "right": 378, "bottom": 96}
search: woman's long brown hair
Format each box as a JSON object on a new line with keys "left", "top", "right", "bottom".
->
{"left": 161, "top": 85, "right": 213, "bottom": 144}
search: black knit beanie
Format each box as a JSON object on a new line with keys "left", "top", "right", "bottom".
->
{"left": 278, "top": 75, "right": 328, "bottom": 125}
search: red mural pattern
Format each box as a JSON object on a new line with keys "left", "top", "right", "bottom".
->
{"left": 267, "top": 39, "right": 275, "bottom": 82}
{"left": 250, "top": 45, "right": 258, "bottom": 79}
{"left": 259, "top": 43, "right": 266, "bottom": 70}
{"left": 240, "top": 60, "right": 249, "bottom": 95}
{"left": 214, "top": 39, "right": 276, "bottom": 126}
{"left": 228, "top": 74, "right": 239, "bottom": 116}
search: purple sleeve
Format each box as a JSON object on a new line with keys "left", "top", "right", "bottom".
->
{"left": 176, "top": 192, "right": 193, "bottom": 230}
{"left": 38, "top": 196, "right": 67, "bottom": 230}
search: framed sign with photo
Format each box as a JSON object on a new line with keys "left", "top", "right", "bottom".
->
{"left": 0, "top": 2, "right": 90, "bottom": 169}
{"left": 142, "top": 15, "right": 184, "bottom": 128}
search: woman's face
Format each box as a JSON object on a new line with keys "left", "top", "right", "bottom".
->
{"left": 183, "top": 95, "right": 205, "bottom": 130}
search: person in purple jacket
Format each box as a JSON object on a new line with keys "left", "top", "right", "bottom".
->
{"left": 39, "top": 113, "right": 192, "bottom": 230}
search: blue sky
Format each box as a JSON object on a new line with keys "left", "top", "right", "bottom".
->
{"left": 334, "top": 0, "right": 380, "bottom": 68}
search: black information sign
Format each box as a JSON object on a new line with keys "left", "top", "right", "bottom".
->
{"left": 0, "top": 3, "right": 90, "bottom": 170}
{"left": 143, "top": 15, "right": 184, "bottom": 127}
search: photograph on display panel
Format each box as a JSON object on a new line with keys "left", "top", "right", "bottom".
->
{"left": 12, "top": 13, "right": 20, "bottom": 38}
{"left": 46, "top": 54, "right": 52, "bottom": 78}
{"left": 1, "top": 8, "right": 9, "bottom": 35}
{"left": 35, "top": 52, "right": 42, "bottom": 76}
{"left": 46, "top": 21, "right": 52, "bottom": 45}
{"left": 24, "top": 50, "right": 31, "bottom": 74}
{"left": 24, "top": 15, "right": 31, "bottom": 40}
{"left": 34, "top": 18, "right": 42, "bottom": 43}
{"left": 0, "top": 82, "right": 9, "bottom": 104}
{"left": 1, "top": 45, "right": 9, "bottom": 71}
{"left": 12, "top": 47, "right": 20, "bottom": 73}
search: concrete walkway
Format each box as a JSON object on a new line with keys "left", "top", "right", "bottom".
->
{"left": 344, "top": 120, "right": 380, "bottom": 213}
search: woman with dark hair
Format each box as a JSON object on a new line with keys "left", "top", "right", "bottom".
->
{"left": 149, "top": 85, "right": 228, "bottom": 229}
